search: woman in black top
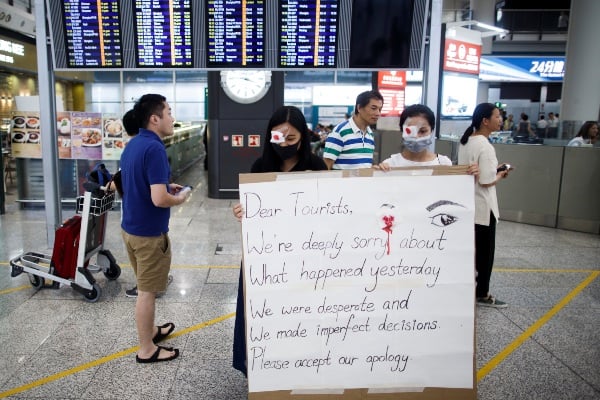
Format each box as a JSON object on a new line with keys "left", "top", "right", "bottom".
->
{"left": 232, "top": 106, "right": 327, "bottom": 376}
{"left": 249, "top": 105, "right": 327, "bottom": 173}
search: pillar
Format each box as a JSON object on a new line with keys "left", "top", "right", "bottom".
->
{"left": 560, "top": 0, "right": 600, "bottom": 139}
{"left": 471, "top": 0, "right": 496, "bottom": 104}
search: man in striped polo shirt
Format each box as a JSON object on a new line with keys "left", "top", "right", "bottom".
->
{"left": 323, "top": 90, "right": 384, "bottom": 170}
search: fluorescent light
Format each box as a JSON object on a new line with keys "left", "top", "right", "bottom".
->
{"left": 475, "top": 22, "right": 507, "bottom": 33}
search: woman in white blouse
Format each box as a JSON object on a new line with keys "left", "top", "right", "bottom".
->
{"left": 458, "top": 103, "right": 512, "bottom": 308}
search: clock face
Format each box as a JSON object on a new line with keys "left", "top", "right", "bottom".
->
{"left": 220, "top": 70, "right": 272, "bottom": 104}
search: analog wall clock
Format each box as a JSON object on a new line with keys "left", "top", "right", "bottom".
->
{"left": 220, "top": 70, "right": 272, "bottom": 104}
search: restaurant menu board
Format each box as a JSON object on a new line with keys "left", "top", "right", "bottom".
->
{"left": 133, "top": 0, "right": 193, "bottom": 67}
{"left": 61, "top": 0, "right": 123, "bottom": 68}
{"left": 102, "top": 115, "right": 128, "bottom": 160}
{"left": 11, "top": 112, "right": 41, "bottom": 159}
{"left": 206, "top": 0, "right": 265, "bottom": 67}
{"left": 71, "top": 112, "right": 103, "bottom": 160}
{"left": 278, "top": 0, "right": 338, "bottom": 68}
{"left": 57, "top": 112, "right": 73, "bottom": 159}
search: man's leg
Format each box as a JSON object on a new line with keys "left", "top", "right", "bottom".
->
{"left": 136, "top": 290, "right": 176, "bottom": 359}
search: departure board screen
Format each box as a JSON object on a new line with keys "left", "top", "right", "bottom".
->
{"left": 61, "top": 0, "right": 123, "bottom": 68}
{"left": 206, "top": 0, "right": 265, "bottom": 67}
{"left": 278, "top": 0, "right": 338, "bottom": 68}
{"left": 133, "top": 0, "right": 193, "bottom": 67}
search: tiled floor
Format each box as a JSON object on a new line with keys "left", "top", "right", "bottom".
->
{"left": 0, "top": 162, "right": 598, "bottom": 400}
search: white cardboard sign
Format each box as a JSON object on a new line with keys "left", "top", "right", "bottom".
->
{"left": 239, "top": 173, "right": 475, "bottom": 393}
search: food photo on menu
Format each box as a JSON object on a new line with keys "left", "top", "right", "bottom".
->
{"left": 102, "top": 116, "right": 126, "bottom": 160}
{"left": 70, "top": 112, "right": 103, "bottom": 159}
{"left": 57, "top": 111, "right": 72, "bottom": 159}
{"left": 10, "top": 112, "right": 42, "bottom": 158}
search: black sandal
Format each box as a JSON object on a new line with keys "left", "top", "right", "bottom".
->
{"left": 152, "top": 322, "right": 175, "bottom": 343}
{"left": 136, "top": 345, "right": 179, "bottom": 363}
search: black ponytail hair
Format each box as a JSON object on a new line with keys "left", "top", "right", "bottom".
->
{"left": 460, "top": 102, "right": 498, "bottom": 145}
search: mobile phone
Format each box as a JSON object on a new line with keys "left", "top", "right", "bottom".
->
{"left": 497, "top": 164, "right": 511, "bottom": 172}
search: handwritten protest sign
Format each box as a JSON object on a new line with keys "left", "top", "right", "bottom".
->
{"left": 239, "top": 169, "right": 475, "bottom": 398}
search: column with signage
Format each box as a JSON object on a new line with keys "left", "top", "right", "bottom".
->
{"left": 440, "top": 28, "right": 482, "bottom": 122}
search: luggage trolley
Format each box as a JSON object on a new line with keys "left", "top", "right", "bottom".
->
{"left": 10, "top": 189, "right": 121, "bottom": 302}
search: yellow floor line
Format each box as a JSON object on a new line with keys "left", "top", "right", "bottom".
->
{"left": 477, "top": 271, "right": 599, "bottom": 381}
{"left": 2, "top": 261, "right": 596, "bottom": 273}
{"left": 1, "top": 266, "right": 598, "bottom": 393}
{"left": 0, "top": 312, "right": 236, "bottom": 399}
{"left": 0, "top": 285, "right": 30, "bottom": 295}
{"left": 0, "top": 262, "right": 240, "bottom": 269}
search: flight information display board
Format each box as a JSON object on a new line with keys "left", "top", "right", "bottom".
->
{"left": 206, "top": 0, "right": 266, "bottom": 67}
{"left": 278, "top": 0, "right": 338, "bottom": 68}
{"left": 133, "top": 0, "right": 193, "bottom": 67}
{"left": 61, "top": 0, "right": 123, "bottom": 68}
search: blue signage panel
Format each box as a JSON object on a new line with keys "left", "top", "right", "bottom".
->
{"left": 480, "top": 56, "right": 565, "bottom": 82}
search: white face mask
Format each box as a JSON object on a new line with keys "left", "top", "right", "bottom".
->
{"left": 402, "top": 125, "right": 432, "bottom": 153}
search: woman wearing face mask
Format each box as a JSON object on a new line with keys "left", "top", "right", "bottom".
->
{"left": 249, "top": 105, "right": 327, "bottom": 173}
{"left": 374, "top": 104, "right": 480, "bottom": 241}
{"left": 231, "top": 106, "right": 326, "bottom": 377}
{"left": 377, "top": 104, "right": 461, "bottom": 169}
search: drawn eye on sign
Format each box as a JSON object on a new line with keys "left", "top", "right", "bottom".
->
{"left": 425, "top": 200, "right": 466, "bottom": 227}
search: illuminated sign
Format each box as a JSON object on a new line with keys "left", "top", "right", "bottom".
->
{"left": 0, "top": 39, "right": 25, "bottom": 64}
{"left": 378, "top": 71, "right": 407, "bottom": 117}
{"left": 480, "top": 56, "right": 565, "bottom": 82}
{"left": 443, "top": 38, "right": 481, "bottom": 75}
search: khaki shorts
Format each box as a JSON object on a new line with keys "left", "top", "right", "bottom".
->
{"left": 121, "top": 230, "right": 171, "bottom": 293}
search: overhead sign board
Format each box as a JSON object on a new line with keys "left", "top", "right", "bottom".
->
{"left": 443, "top": 39, "right": 481, "bottom": 75}
{"left": 479, "top": 56, "right": 565, "bottom": 82}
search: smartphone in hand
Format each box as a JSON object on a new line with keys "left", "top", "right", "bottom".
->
{"left": 497, "top": 164, "right": 512, "bottom": 173}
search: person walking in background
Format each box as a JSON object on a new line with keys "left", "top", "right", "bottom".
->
{"left": 536, "top": 114, "right": 548, "bottom": 137}
{"left": 558, "top": 11, "right": 569, "bottom": 31}
{"left": 516, "top": 113, "right": 534, "bottom": 137}
{"left": 323, "top": 90, "right": 383, "bottom": 170}
{"left": 458, "top": 103, "right": 512, "bottom": 308}
{"left": 120, "top": 94, "right": 192, "bottom": 363}
{"left": 547, "top": 112, "right": 559, "bottom": 128}
{"left": 567, "top": 121, "right": 599, "bottom": 147}
{"left": 536, "top": 115, "right": 548, "bottom": 130}
{"left": 503, "top": 113, "right": 514, "bottom": 132}
{"left": 231, "top": 105, "right": 328, "bottom": 377}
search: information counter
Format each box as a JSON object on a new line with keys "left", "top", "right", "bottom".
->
{"left": 378, "top": 131, "right": 599, "bottom": 234}
{"left": 15, "top": 123, "right": 206, "bottom": 207}
{"left": 439, "top": 139, "right": 600, "bottom": 234}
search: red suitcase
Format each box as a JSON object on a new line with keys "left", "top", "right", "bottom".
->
{"left": 51, "top": 215, "right": 82, "bottom": 280}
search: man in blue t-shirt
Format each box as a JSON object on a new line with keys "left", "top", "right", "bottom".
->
{"left": 120, "top": 94, "right": 191, "bottom": 363}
